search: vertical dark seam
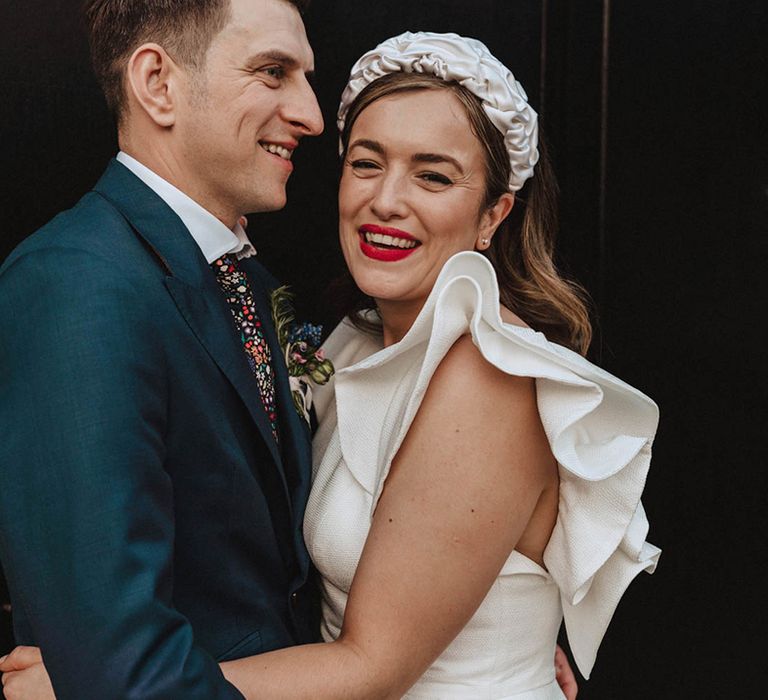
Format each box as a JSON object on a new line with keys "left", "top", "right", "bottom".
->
{"left": 539, "top": 0, "right": 548, "bottom": 116}
{"left": 599, "top": 0, "right": 611, "bottom": 307}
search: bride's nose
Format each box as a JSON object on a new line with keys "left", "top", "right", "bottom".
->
{"left": 369, "top": 172, "right": 409, "bottom": 221}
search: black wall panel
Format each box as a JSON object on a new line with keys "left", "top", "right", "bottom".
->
{"left": 2, "top": 1, "right": 766, "bottom": 696}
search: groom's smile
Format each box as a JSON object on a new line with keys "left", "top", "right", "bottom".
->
{"left": 259, "top": 141, "right": 296, "bottom": 161}
{"left": 172, "top": 0, "right": 323, "bottom": 224}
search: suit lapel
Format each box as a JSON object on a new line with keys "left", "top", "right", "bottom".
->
{"left": 92, "top": 160, "right": 292, "bottom": 511}
{"left": 243, "top": 260, "right": 313, "bottom": 486}
{"left": 163, "top": 276, "right": 287, "bottom": 479}
{"left": 243, "top": 260, "right": 314, "bottom": 577}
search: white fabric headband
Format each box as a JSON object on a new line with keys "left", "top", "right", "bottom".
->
{"left": 337, "top": 31, "right": 539, "bottom": 192}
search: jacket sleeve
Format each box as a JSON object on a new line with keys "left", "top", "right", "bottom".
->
{"left": 0, "top": 247, "right": 244, "bottom": 699}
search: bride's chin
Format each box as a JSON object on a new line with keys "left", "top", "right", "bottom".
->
{"left": 350, "top": 267, "right": 402, "bottom": 297}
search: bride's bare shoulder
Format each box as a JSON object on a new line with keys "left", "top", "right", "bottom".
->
{"left": 499, "top": 304, "right": 529, "bottom": 329}
{"left": 430, "top": 333, "right": 535, "bottom": 410}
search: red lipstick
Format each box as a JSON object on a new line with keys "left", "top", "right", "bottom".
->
{"left": 358, "top": 225, "right": 420, "bottom": 262}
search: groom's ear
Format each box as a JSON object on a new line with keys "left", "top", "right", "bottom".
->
{"left": 125, "top": 43, "right": 182, "bottom": 128}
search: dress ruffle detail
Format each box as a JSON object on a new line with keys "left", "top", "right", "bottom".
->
{"left": 317, "top": 251, "right": 660, "bottom": 680}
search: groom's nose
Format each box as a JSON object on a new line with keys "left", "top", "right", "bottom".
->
{"left": 283, "top": 75, "right": 324, "bottom": 137}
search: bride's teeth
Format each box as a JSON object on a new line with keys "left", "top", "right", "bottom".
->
{"left": 364, "top": 232, "right": 417, "bottom": 249}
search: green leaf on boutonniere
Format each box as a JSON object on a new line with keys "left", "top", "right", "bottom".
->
{"left": 270, "top": 285, "right": 296, "bottom": 350}
{"left": 269, "top": 285, "right": 335, "bottom": 425}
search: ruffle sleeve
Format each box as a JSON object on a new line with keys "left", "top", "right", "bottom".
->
{"left": 318, "top": 250, "right": 660, "bottom": 680}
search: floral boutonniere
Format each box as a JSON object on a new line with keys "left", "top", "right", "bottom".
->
{"left": 270, "top": 285, "right": 334, "bottom": 425}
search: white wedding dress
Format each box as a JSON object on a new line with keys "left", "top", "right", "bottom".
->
{"left": 304, "top": 251, "right": 660, "bottom": 698}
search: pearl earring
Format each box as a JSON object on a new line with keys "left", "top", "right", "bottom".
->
{"left": 481, "top": 238, "right": 489, "bottom": 246}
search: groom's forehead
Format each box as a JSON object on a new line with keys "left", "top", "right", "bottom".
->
{"left": 217, "top": 0, "right": 315, "bottom": 66}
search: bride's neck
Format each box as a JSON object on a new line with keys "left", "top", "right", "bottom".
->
{"left": 377, "top": 297, "right": 425, "bottom": 347}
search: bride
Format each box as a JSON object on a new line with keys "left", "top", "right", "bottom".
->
{"left": 1, "top": 31, "right": 658, "bottom": 699}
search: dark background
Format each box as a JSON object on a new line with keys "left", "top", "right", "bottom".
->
{"left": 2, "top": 1, "right": 766, "bottom": 697}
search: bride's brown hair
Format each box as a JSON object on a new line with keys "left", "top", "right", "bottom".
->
{"left": 338, "top": 72, "right": 593, "bottom": 355}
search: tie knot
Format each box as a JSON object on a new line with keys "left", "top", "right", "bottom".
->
{"left": 212, "top": 253, "right": 238, "bottom": 275}
{"left": 211, "top": 254, "right": 247, "bottom": 293}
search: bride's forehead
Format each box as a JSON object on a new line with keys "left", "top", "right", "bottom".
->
{"left": 352, "top": 90, "right": 476, "bottom": 143}
{"left": 364, "top": 87, "right": 466, "bottom": 114}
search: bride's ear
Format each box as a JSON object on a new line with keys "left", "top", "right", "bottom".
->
{"left": 125, "top": 43, "right": 181, "bottom": 127}
{"left": 476, "top": 193, "right": 515, "bottom": 250}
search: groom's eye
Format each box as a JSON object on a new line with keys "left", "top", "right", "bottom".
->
{"left": 254, "top": 64, "right": 286, "bottom": 85}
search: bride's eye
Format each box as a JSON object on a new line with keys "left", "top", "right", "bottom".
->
{"left": 419, "top": 171, "right": 453, "bottom": 186}
{"left": 349, "top": 159, "right": 381, "bottom": 176}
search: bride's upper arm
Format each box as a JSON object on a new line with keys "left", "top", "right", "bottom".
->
{"left": 337, "top": 334, "right": 556, "bottom": 697}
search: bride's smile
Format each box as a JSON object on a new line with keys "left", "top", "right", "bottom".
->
{"left": 338, "top": 88, "right": 513, "bottom": 328}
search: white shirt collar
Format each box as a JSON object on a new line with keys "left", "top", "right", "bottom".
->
{"left": 116, "top": 151, "right": 256, "bottom": 264}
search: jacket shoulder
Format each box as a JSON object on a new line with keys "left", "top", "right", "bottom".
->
{"left": 1, "top": 190, "right": 155, "bottom": 278}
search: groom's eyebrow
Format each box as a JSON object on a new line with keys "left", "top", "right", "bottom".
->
{"left": 247, "top": 50, "right": 316, "bottom": 80}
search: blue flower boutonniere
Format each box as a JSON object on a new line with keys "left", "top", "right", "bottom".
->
{"left": 270, "top": 286, "right": 334, "bottom": 425}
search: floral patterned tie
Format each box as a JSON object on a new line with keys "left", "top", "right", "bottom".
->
{"left": 211, "top": 254, "right": 279, "bottom": 442}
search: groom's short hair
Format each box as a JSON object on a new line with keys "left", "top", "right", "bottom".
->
{"left": 84, "top": 0, "right": 311, "bottom": 124}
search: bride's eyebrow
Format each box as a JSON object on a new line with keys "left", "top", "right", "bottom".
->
{"left": 348, "top": 140, "right": 463, "bottom": 171}
{"left": 413, "top": 153, "right": 464, "bottom": 173}
{"left": 348, "top": 139, "right": 384, "bottom": 155}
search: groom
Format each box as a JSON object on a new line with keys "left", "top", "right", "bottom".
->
{"left": 0, "top": 1, "right": 578, "bottom": 698}
{"left": 0, "top": 0, "right": 323, "bottom": 696}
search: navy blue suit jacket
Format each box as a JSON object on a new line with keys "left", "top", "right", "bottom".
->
{"left": 0, "top": 161, "right": 317, "bottom": 698}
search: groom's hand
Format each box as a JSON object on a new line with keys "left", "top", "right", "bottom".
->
{"left": 555, "top": 644, "right": 578, "bottom": 699}
{"left": 0, "top": 646, "right": 55, "bottom": 699}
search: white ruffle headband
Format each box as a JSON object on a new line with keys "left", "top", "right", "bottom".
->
{"left": 337, "top": 31, "right": 539, "bottom": 192}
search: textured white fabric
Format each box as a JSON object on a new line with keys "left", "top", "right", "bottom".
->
{"left": 337, "top": 31, "right": 538, "bottom": 192}
{"left": 305, "top": 251, "right": 660, "bottom": 694}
